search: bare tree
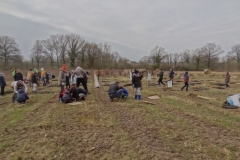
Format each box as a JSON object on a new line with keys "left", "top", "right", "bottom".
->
{"left": 42, "top": 39, "right": 55, "bottom": 66}
{"left": 31, "top": 40, "right": 43, "bottom": 68}
{"left": 201, "top": 43, "right": 223, "bottom": 69}
{"left": 182, "top": 50, "right": 191, "bottom": 64}
{"left": 0, "top": 36, "right": 21, "bottom": 70}
{"left": 150, "top": 46, "right": 166, "bottom": 69}
{"left": 192, "top": 48, "right": 203, "bottom": 70}
{"left": 228, "top": 44, "right": 240, "bottom": 70}
{"left": 66, "top": 34, "right": 85, "bottom": 68}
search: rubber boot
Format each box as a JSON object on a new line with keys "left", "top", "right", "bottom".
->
{"left": 137, "top": 95, "right": 141, "bottom": 100}
{"left": 135, "top": 95, "right": 137, "bottom": 99}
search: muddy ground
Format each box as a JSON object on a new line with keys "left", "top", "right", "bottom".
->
{"left": 1, "top": 71, "right": 240, "bottom": 159}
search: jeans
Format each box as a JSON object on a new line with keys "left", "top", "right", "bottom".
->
{"left": 32, "top": 83, "right": 37, "bottom": 91}
{"left": 134, "top": 87, "right": 141, "bottom": 95}
{"left": 109, "top": 89, "right": 123, "bottom": 99}
{"left": 158, "top": 78, "right": 165, "bottom": 86}
{"left": 181, "top": 82, "right": 189, "bottom": 91}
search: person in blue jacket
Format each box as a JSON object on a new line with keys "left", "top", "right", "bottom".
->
{"left": 16, "top": 88, "right": 29, "bottom": 103}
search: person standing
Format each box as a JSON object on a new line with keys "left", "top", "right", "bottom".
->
{"left": 181, "top": 71, "right": 189, "bottom": 91}
{"left": 132, "top": 70, "right": 143, "bottom": 100}
{"left": 14, "top": 69, "right": 23, "bottom": 81}
{"left": 73, "top": 66, "right": 89, "bottom": 93}
{"left": 96, "top": 69, "right": 101, "bottom": 80}
{"left": 12, "top": 68, "right": 17, "bottom": 80}
{"left": 158, "top": 69, "right": 165, "bottom": 87}
{"left": 32, "top": 71, "right": 38, "bottom": 93}
{"left": 27, "top": 69, "right": 34, "bottom": 87}
{"left": 65, "top": 70, "right": 71, "bottom": 89}
{"left": 0, "top": 73, "right": 6, "bottom": 95}
{"left": 169, "top": 66, "right": 175, "bottom": 84}
{"left": 41, "top": 68, "right": 46, "bottom": 86}
{"left": 225, "top": 72, "right": 230, "bottom": 88}
{"left": 58, "top": 64, "right": 67, "bottom": 102}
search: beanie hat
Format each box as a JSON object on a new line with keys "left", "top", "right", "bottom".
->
{"left": 62, "top": 64, "right": 67, "bottom": 70}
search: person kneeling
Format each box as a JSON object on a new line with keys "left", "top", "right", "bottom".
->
{"left": 108, "top": 81, "right": 123, "bottom": 102}
{"left": 70, "top": 85, "right": 88, "bottom": 101}
{"left": 16, "top": 89, "right": 29, "bottom": 104}
{"left": 62, "top": 90, "right": 72, "bottom": 103}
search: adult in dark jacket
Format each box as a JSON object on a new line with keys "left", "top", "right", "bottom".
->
{"left": 132, "top": 71, "right": 143, "bottom": 100}
{"left": 62, "top": 90, "right": 72, "bottom": 103}
{"left": 32, "top": 72, "right": 38, "bottom": 92}
{"left": 70, "top": 85, "right": 88, "bottom": 101}
{"left": 158, "top": 69, "right": 165, "bottom": 87}
{"left": 169, "top": 66, "right": 175, "bottom": 83}
{"left": 16, "top": 89, "right": 29, "bottom": 103}
{"left": 0, "top": 73, "right": 6, "bottom": 95}
{"left": 14, "top": 69, "right": 23, "bottom": 81}
{"left": 108, "top": 82, "right": 123, "bottom": 101}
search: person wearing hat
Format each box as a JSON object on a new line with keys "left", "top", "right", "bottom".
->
{"left": 158, "top": 69, "right": 165, "bottom": 87}
{"left": 132, "top": 70, "right": 143, "bottom": 100}
{"left": 108, "top": 81, "right": 123, "bottom": 101}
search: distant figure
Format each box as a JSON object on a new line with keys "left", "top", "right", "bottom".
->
{"left": 225, "top": 72, "right": 230, "bottom": 88}
{"left": 96, "top": 69, "right": 101, "bottom": 79}
{"left": 132, "top": 70, "right": 143, "bottom": 100}
{"left": 45, "top": 72, "right": 50, "bottom": 86}
{"left": 14, "top": 69, "right": 23, "bottom": 81}
{"left": 181, "top": 71, "right": 189, "bottom": 91}
{"left": 0, "top": 72, "right": 6, "bottom": 95}
{"left": 16, "top": 88, "right": 29, "bottom": 104}
{"left": 158, "top": 69, "right": 165, "bottom": 87}
{"left": 108, "top": 82, "right": 123, "bottom": 102}
{"left": 27, "top": 69, "right": 34, "bottom": 87}
{"left": 41, "top": 68, "right": 46, "bottom": 86}
{"left": 32, "top": 71, "right": 38, "bottom": 93}
{"left": 58, "top": 64, "right": 67, "bottom": 102}
{"left": 169, "top": 66, "right": 175, "bottom": 84}
{"left": 12, "top": 68, "right": 17, "bottom": 80}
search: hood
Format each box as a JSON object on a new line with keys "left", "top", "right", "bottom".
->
{"left": 41, "top": 68, "right": 44, "bottom": 71}
{"left": 76, "top": 66, "right": 82, "bottom": 70}
{"left": 18, "top": 89, "right": 25, "bottom": 94}
{"left": 0, "top": 72, "right": 4, "bottom": 77}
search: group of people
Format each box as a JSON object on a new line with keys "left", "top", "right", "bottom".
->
{"left": 58, "top": 65, "right": 90, "bottom": 103}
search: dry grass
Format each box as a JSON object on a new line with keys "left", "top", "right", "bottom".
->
{"left": 0, "top": 71, "right": 240, "bottom": 159}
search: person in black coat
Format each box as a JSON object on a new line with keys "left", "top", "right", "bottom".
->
{"left": 14, "top": 69, "right": 23, "bottom": 81}
{"left": 70, "top": 85, "right": 88, "bottom": 101}
{"left": 132, "top": 70, "right": 143, "bottom": 100}
{"left": 32, "top": 72, "right": 38, "bottom": 92}
{"left": 0, "top": 73, "right": 6, "bottom": 95}
{"left": 158, "top": 69, "right": 165, "bottom": 87}
{"left": 108, "top": 82, "right": 123, "bottom": 101}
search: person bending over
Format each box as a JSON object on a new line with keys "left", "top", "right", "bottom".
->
{"left": 16, "top": 89, "right": 29, "bottom": 104}
{"left": 70, "top": 85, "right": 88, "bottom": 101}
{"left": 108, "top": 82, "right": 123, "bottom": 102}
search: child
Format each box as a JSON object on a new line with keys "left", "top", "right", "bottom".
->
{"left": 181, "top": 71, "right": 189, "bottom": 91}
{"left": 45, "top": 72, "right": 50, "bottom": 86}
{"left": 32, "top": 72, "right": 38, "bottom": 92}
{"left": 158, "top": 69, "right": 165, "bottom": 87}
{"left": 16, "top": 88, "right": 29, "bottom": 104}
{"left": 11, "top": 80, "right": 28, "bottom": 102}
{"left": 225, "top": 72, "right": 230, "bottom": 88}
{"left": 132, "top": 70, "right": 143, "bottom": 100}
{"left": 62, "top": 89, "right": 72, "bottom": 103}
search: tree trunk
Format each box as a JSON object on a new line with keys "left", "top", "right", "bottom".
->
{"left": 196, "top": 58, "right": 200, "bottom": 70}
{"left": 56, "top": 53, "right": 59, "bottom": 69}
{"left": 70, "top": 58, "right": 75, "bottom": 68}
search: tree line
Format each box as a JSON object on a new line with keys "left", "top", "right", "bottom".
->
{"left": 0, "top": 34, "right": 240, "bottom": 71}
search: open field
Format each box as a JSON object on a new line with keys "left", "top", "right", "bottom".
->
{"left": 1, "top": 71, "right": 240, "bottom": 159}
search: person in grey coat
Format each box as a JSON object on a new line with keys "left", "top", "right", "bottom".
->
{"left": 73, "top": 66, "right": 89, "bottom": 94}
{"left": 16, "top": 89, "right": 29, "bottom": 103}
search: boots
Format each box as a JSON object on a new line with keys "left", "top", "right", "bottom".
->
{"left": 137, "top": 95, "right": 141, "bottom": 100}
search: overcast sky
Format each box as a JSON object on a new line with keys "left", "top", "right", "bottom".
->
{"left": 0, "top": 0, "right": 240, "bottom": 61}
